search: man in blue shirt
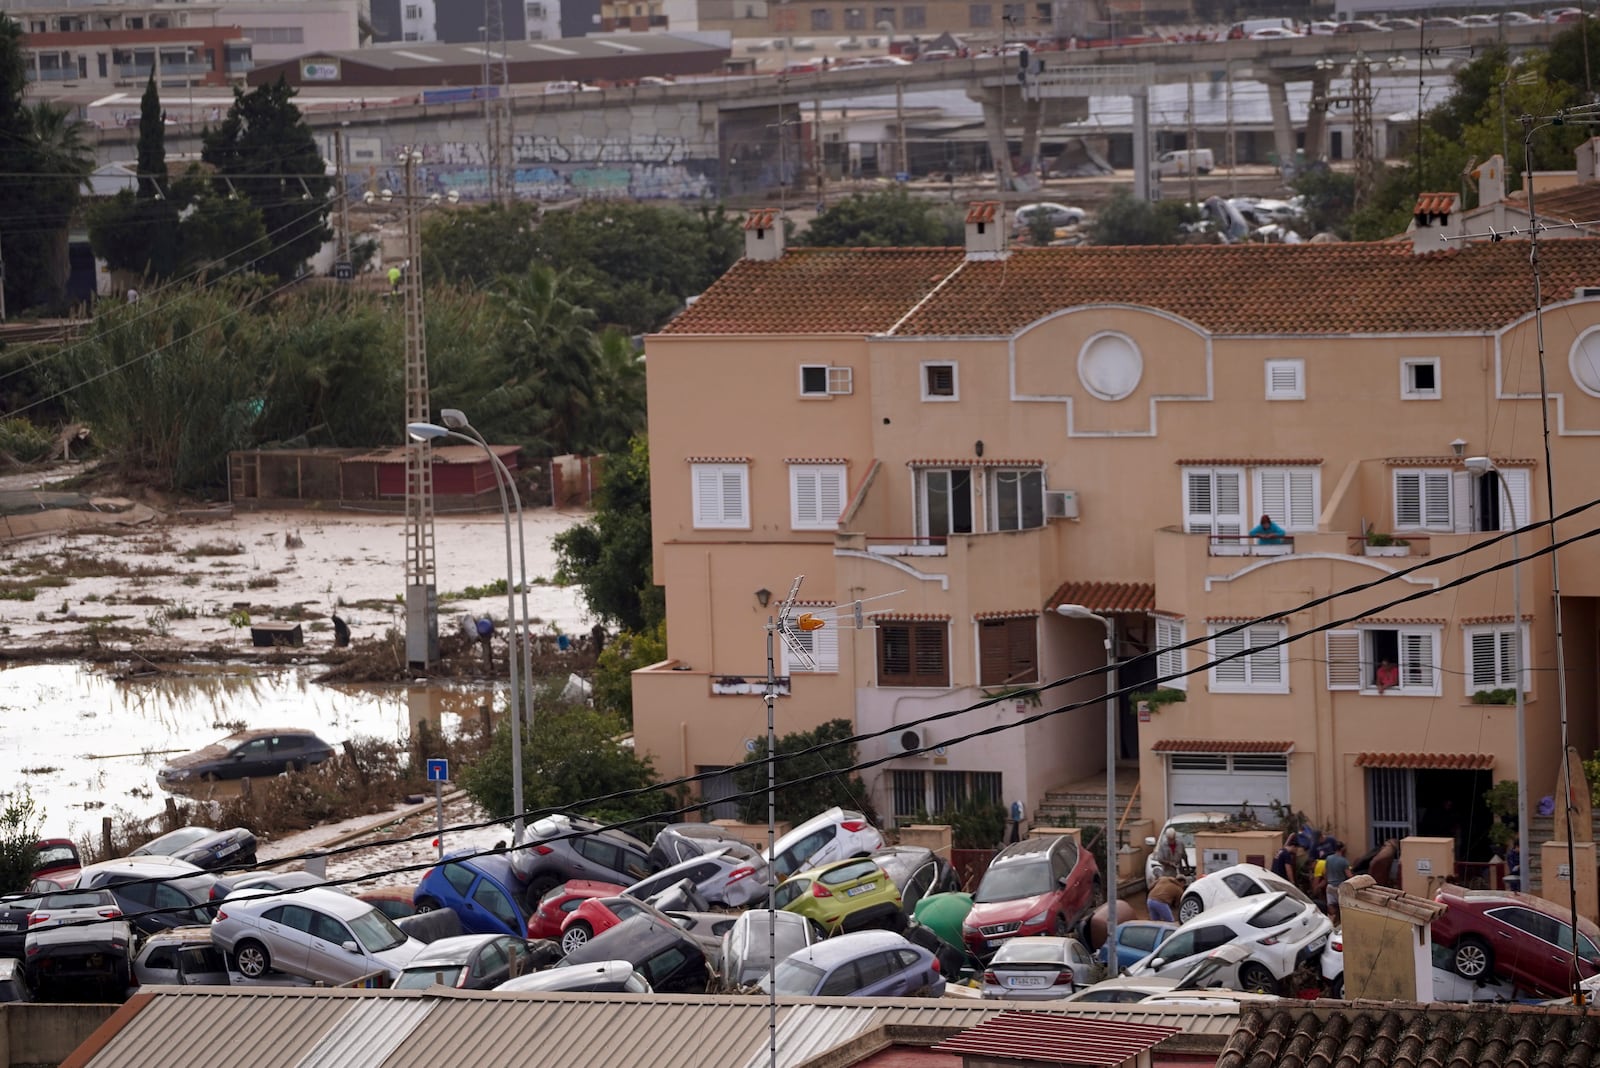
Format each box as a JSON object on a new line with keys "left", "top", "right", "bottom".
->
{"left": 1250, "top": 513, "right": 1288, "bottom": 546}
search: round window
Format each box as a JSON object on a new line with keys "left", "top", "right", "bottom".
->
{"left": 1077, "top": 333, "right": 1144, "bottom": 401}
{"left": 1570, "top": 327, "right": 1600, "bottom": 398}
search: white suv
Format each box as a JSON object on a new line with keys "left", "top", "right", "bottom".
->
{"left": 1125, "top": 892, "right": 1332, "bottom": 995}
{"left": 765, "top": 808, "right": 884, "bottom": 881}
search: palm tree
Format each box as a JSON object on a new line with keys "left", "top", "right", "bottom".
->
{"left": 26, "top": 102, "right": 94, "bottom": 304}
{"left": 479, "top": 264, "right": 599, "bottom": 453}
{"left": 586, "top": 328, "right": 645, "bottom": 454}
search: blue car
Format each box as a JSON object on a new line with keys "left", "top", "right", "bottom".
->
{"left": 416, "top": 852, "right": 531, "bottom": 938}
{"left": 762, "top": 930, "right": 945, "bottom": 998}
{"left": 1097, "top": 920, "right": 1178, "bottom": 972}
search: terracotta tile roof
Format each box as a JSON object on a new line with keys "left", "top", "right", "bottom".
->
{"left": 743, "top": 207, "right": 779, "bottom": 231}
{"left": 1508, "top": 181, "right": 1600, "bottom": 230}
{"left": 658, "top": 242, "right": 1600, "bottom": 337}
{"left": 1414, "top": 191, "right": 1459, "bottom": 216}
{"left": 906, "top": 458, "right": 1044, "bottom": 468}
{"left": 1460, "top": 614, "right": 1532, "bottom": 625}
{"left": 974, "top": 609, "right": 1039, "bottom": 621}
{"left": 1383, "top": 455, "right": 1538, "bottom": 466}
{"left": 933, "top": 1012, "right": 1180, "bottom": 1066}
{"left": 784, "top": 457, "right": 851, "bottom": 464}
{"left": 1151, "top": 739, "right": 1294, "bottom": 754}
{"left": 875, "top": 612, "right": 951, "bottom": 622}
{"left": 1176, "top": 457, "right": 1322, "bottom": 467}
{"left": 1045, "top": 581, "right": 1156, "bottom": 615}
{"left": 1354, "top": 752, "right": 1496, "bottom": 770}
{"left": 1218, "top": 1003, "right": 1600, "bottom": 1068}
{"left": 965, "top": 201, "right": 1000, "bottom": 225}
{"left": 685, "top": 455, "right": 751, "bottom": 463}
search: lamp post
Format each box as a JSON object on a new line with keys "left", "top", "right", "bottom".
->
{"left": 1055, "top": 602, "right": 1119, "bottom": 976}
{"left": 407, "top": 419, "right": 526, "bottom": 839}
{"left": 1465, "top": 455, "right": 1527, "bottom": 890}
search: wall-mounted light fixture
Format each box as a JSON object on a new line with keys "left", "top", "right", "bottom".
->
{"left": 755, "top": 588, "right": 772, "bottom": 608}
{"left": 975, "top": 440, "right": 985, "bottom": 458}
{"left": 1450, "top": 438, "right": 1467, "bottom": 458}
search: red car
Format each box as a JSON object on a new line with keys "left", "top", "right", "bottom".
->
{"left": 1433, "top": 885, "right": 1600, "bottom": 998}
{"left": 27, "top": 839, "right": 81, "bottom": 892}
{"left": 526, "top": 880, "right": 623, "bottom": 940}
{"left": 961, "top": 835, "right": 1099, "bottom": 959}
{"left": 559, "top": 894, "right": 661, "bottom": 955}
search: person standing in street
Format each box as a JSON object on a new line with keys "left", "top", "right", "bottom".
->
{"left": 1323, "top": 840, "right": 1350, "bottom": 923}
{"left": 1146, "top": 874, "right": 1184, "bottom": 923}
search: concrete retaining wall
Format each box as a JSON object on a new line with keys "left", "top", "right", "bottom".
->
{"left": 0, "top": 1002, "right": 120, "bottom": 1067}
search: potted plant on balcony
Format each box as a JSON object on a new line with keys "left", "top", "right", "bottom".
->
{"left": 1363, "top": 531, "right": 1411, "bottom": 558}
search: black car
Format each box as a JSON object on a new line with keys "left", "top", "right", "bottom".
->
{"left": 0, "top": 893, "right": 39, "bottom": 959}
{"left": 871, "top": 846, "right": 963, "bottom": 914}
{"left": 130, "top": 826, "right": 258, "bottom": 871}
{"left": 76, "top": 860, "right": 217, "bottom": 936}
{"left": 157, "top": 728, "right": 335, "bottom": 788}
{"left": 556, "top": 913, "right": 711, "bottom": 994}
{"left": 391, "top": 934, "right": 543, "bottom": 990}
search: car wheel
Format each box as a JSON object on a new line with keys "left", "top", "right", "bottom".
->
{"left": 414, "top": 897, "right": 439, "bottom": 913}
{"left": 235, "top": 939, "right": 271, "bottom": 979}
{"left": 1053, "top": 914, "right": 1071, "bottom": 937}
{"left": 1238, "top": 961, "right": 1279, "bottom": 994}
{"left": 561, "top": 922, "right": 592, "bottom": 955}
{"left": 523, "top": 877, "right": 560, "bottom": 912}
{"left": 1452, "top": 935, "right": 1493, "bottom": 979}
{"left": 1178, "top": 895, "right": 1203, "bottom": 923}
{"left": 1326, "top": 973, "right": 1345, "bottom": 999}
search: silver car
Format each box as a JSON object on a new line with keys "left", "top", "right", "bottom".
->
{"left": 978, "top": 936, "right": 1095, "bottom": 1000}
{"left": 718, "top": 909, "right": 815, "bottom": 990}
{"left": 497, "top": 960, "right": 652, "bottom": 993}
{"left": 211, "top": 887, "right": 425, "bottom": 985}
{"left": 131, "top": 926, "right": 230, "bottom": 989}
{"left": 510, "top": 814, "right": 657, "bottom": 904}
{"left": 625, "top": 848, "right": 770, "bottom": 909}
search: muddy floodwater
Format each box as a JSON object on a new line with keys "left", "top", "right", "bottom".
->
{"left": 0, "top": 662, "right": 503, "bottom": 840}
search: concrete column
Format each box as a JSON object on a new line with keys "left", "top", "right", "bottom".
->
{"left": 1131, "top": 89, "right": 1152, "bottom": 202}
{"left": 1304, "top": 70, "right": 1330, "bottom": 161}
{"left": 1019, "top": 96, "right": 1044, "bottom": 178}
{"left": 1263, "top": 74, "right": 1296, "bottom": 169}
{"left": 979, "top": 89, "right": 1013, "bottom": 192}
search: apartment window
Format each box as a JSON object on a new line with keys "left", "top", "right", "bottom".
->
{"left": 903, "top": 6, "right": 926, "bottom": 28}
{"left": 978, "top": 616, "right": 1037, "bottom": 686}
{"left": 1183, "top": 467, "right": 1245, "bottom": 537}
{"left": 989, "top": 468, "right": 1044, "bottom": 532}
{"left": 917, "top": 468, "right": 973, "bottom": 539}
{"left": 969, "top": 3, "right": 993, "bottom": 26}
{"left": 29, "top": 20, "right": 44, "bottom": 32}
{"left": 784, "top": 608, "right": 840, "bottom": 673}
{"left": 405, "top": 3, "right": 424, "bottom": 17}
{"left": 798, "top": 363, "right": 851, "bottom": 396}
{"left": 1393, "top": 470, "right": 1452, "bottom": 531}
{"left": 1208, "top": 624, "right": 1287, "bottom": 693}
{"left": 1265, "top": 358, "right": 1304, "bottom": 400}
{"left": 124, "top": 16, "right": 144, "bottom": 29}
{"left": 1469, "top": 466, "right": 1531, "bottom": 532}
{"left": 922, "top": 361, "right": 958, "bottom": 400}
{"left": 1401, "top": 357, "right": 1441, "bottom": 400}
{"left": 1154, "top": 617, "right": 1185, "bottom": 689}
{"left": 403, "top": 31, "right": 421, "bottom": 39}
{"left": 1254, "top": 467, "right": 1319, "bottom": 532}
{"left": 874, "top": 6, "right": 896, "bottom": 26}
{"left": 1002, "top": 2, "right": 1024, "bottom": 22}
{"left": 844, "top": 7, "right": 866, "bottom": 29}
{"left": 892, "top": 770, "right": 926, "bottom": 820}
{"left": 691, "top": 462, "right": 749, "bottom": 529}
{"left": 878, "top": 621, "right": 949, "bottom": 687}
{"left": 528, "top": 2, "right": 547, "bottom": 16}
{"left": 1467, "top": 624, "right": 1527, "bottom": 695}
{"left": 811, "top": 8, "right": 833, "bottom": 29}
{"left": 1325, "top": 627, "right": 1440, "bottom": 695}
{"left": 790, "top": 463, "right": 846, "bottom": 530}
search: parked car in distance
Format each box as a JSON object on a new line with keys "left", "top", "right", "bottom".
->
{"left": 210, "top": 869, "right": 328, "bottom": 903}
{"left": 526, "top": 880, "right": 624, "bottom": 940}
{"left": 74, "top": 858, "right": 217, "bottom": 936}
{"left": 1176, "top": 863, "right": 1312, "bottom": 923}
{"left": 963, "top": 835, "right": 1098, "bottom": 959}
{"left": 0, "top": 958, "right": 33, "bottom": 1003}
{"left": 1248, "top": 26, "right": 1300, "bottom": 37}
{"left": 1145, "top": 812, "right": 1234, "bottom": 886}
{"left": 763, "top": 930, "right": 945, "bottom": 998}
{"left": 1335, "top": 19, "right": 1390, "bottom": 32}
{"left": 1376, "top": 16, "right": 1419, "bottom": 29}
{"left": 29, "top": 839, "right": 81, "bottom": 888}
{"left": 497, "top": 959, "right": 651, "bottom": 993}
{"left": 24, "top": 888, "right": 133, "bottom": 999}
{"left": 391, "top": 934, "right": 539, "bottom": 990}
{"left": 356, "top": 884, "right": 424, "bottom": 922}
{"left": 775, "top": 857, "right": 904, "bottom": 935}
{"left": 649, "top": 823, "right": 763, "bottom": 869}
{"left": 1432, "top": 884, "right": 1600, "bottom": 997}
{"left": 130, "top": 826, "right": 258, "bottom": 870}
{"left": 510, "top": 814, "right": 657, "bottom": 904}
{"left": 719, "top": 909, "right": 815, "bottom": 990}
{"left": 1012, "top": 202, "right": 1088, "bottom": 234}
{"left": 211, "top": 886, "right": 426, "bottom": 985}
{"left": 130, "top": 926, "right": 230, "bottom": 990}
{"left": 0, "top": 894, "right": 39, "bottom": 959}
{"left": 1125, "top": 892, "right": 1332, "bottom": 995}
{"left": 979, "top": 936, "right": 1094, "bottom": 1000}
{"left": 871, "top": 846, "right": 962, "bottom": 914}
{"left": 1097, "top": 920, "right": 1177, "bottom": 972}
{"left": 766, "top": 808, "right": 885, "bottom": 881}
{"left": 157, "top": 728, "right": 335, "bottom": 788}
{"left": 416, "top": 852, "right": 531, "bottom": 940}
{"left": 556, "top": 913, "right": 712, "bottom": 993}
{"left": 624, "top": 848, "right": 768, "bottom": 910}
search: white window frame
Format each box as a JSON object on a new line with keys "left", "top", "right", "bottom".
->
{"left": 1207, "top": 624, "right": 1287, "bottom": 694}
{"left": 784, "top": 610, "right": 840, "bottom": 673}
{"left": 1393, "top": 469, "right": 1454, "bottom": 531}
{"left": 921, "top": 361, "right": 959, "bottom": 402}
{"left": 1465, "top": 624, "right": 1528, "bottom": 695}
{"left": 987, "top": 467, "right": 1045, "bottom": 532}
{"left": 1253, "top": 467, "right": 1320, "bottom": 532}
{"left": 798, "top": 364, "right": 853, "bottom": 397}
{"left": 690, "top": 463, "right": 749, "bottom": 530}
{"left": 1183, "top": 467, "right": 1246, "bottom": 537}
{"left": 1400, "top": 357, "right": 1441, "bottom": 400}
{"left": 789, "top": 463, "right": 847, "bottom": 531}
{"left": 1264, "top": 359, "right": 1304, "bottom": 400}
{"left": 1154, "top": 617, "right": 1185, "bottom": 690}
{"left": 915, "top": 467, "right": 974, "bottom": 539}
{"left": 1326, "top": 625, "right": 1441, "bottom": 695}
{"left": 1469, "top": 466, "right": 1532, "bottom": 533}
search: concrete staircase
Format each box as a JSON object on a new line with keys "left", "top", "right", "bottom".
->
{"left": 1034, "top": 773, "right": 1142, "bottom": 833}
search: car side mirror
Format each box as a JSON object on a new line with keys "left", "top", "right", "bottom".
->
{"left": 232, "top": 753, "right": 247, "bottom": 760}
{"left": 1059, "top": 876, "right": 1070, "bottom": 887}
{"left": 1150, "top": 958, "right": 1165, "bottom": 969}
{"left": 1144, "top": 836, "right": 1156, "bottom": 847}
{"left": 341, "top": 941, "right": 360, "bottom": 954}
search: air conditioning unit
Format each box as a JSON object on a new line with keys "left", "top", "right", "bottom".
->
{"left": 1045, "top": 489, "right": 1080, "bottom": 520}
{"left": 895, "top": 728, "right": 927, "bottom": 756}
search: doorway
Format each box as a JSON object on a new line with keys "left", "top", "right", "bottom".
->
{"left": 1366, "top": 767, "right": 1493, "bottom": 861}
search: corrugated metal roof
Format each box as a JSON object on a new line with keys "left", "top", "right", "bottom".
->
{"left": 72, "top": 989, "right": 360, "bottom": 1068}
{"left": 932, "top": 1013, "right": 1181, "bottom": 1065}
{"left": 295, "top": 999, "right": 432, "bottom": 1068}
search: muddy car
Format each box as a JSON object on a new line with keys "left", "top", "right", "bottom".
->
{"left": 157, "top": 728, "right": 335, "bottom": 788}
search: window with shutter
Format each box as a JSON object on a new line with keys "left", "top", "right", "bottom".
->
{"left": 1154, "top": 617, "right": 1185, "bottom": 689}
{"left": 1254, "top": 468, "right": 1320, "bottom": 532}
{"left": 784, "top": 612, "right": 840, "bottom": 673}
{"left": 1465, "top": 625, "right": 1525, "bottom": 695}
{"left": 1264, "top": 359, "right": 1304, "bottom": 400}
{"left": 1401, "top": 357, "right": 1441, "bottom": 399}
{"left": 799, "top": 365, "right": 829, "bottom": 395}
{"left": 1399, "top": 631, "right": 1435, "bottom": 689}
{"left": 878, "top": 622, "right": 948, "bottom": 687}
{"left": 921, "top": 362, "right": 958, "bottom": 400}
{"left": 1393, "top": 470, "right": 1452, "bottom": 531}
{"left": 1358, "top": 626, "right": 1441, "bottom": 694}
{"left": 1208, "top": 624, "right": 1287, "bottom": 692}
{"left": 978, "top": 617, "right": 1038, "bottom": 686}
{"left": 691, "top": 463, "right": 749, "bottom": 529}
{"left": 789, "top": 464, "right": 847, "bottom": 530}
{"left": 1183, "top": 468, "right": 1245, "bottom": 536}
{"left": 1326, "top": 630, "right": 1362, "bottom": 689}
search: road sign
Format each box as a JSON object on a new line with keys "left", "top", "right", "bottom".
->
{"left": 333, "top": 261, "right": 354, "bottom": 281}
{"left": 426, "top": 758, "right": 449, "bottom": 782}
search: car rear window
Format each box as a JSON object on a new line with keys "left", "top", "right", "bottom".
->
{"left": 996, "top": 941, "right": 1067, "bottom": 964}
{"left": 820, "top": 861, "right": 880, "bottom": 886}
{"left": 41, "top": 891, "right": 110, "bottom": 910}
{"left": 1248, "top": 897, "right": 1303, "bottom": 929}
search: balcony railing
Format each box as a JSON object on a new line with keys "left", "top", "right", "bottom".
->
{"left": 160, "top": 61, "right": 211, "bottom": 75}
{"left": 34, "top": 68, "right": 77, "bottom": 81}
{"left": 1350, "top": 533, "right": 1431, "bottom": 559}
{"left": 226, "top": 57, "right": 254, "bottom": 72}
{"left": 117, "top": 64, "right": 156, "bottom": 78}
{"left": 710, "top": 675, "right": 789, "bottom": 696}
{"left": 1209, "top": 534, "right": 1295, "bottom": 557}
{"left": 865, "top": 534, "right": 948, "bottom": 557}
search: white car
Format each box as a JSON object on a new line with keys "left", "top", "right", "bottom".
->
{"left": 211, "top": 887, "right": 425, "bottom": 985}
{"left": 1013, "top": 202, "right": 1088, "bottom": 234}
{"left": 1067, "top": 944, "right": 1267, "bottom": 1003}
{"left": 1175, "top": 862, "right": 1312, "bottom": 923}
{"left": 1125, "top": 891, "right": 1332, "bottom": 995}
{"left": 1307, "top": 20, "right": 1339, "bottom": 34}
{"left": 543, "top": 80, "right": 598, "bottom": 94}
{"left": 1143, "top": 812, "right": 1234, "bottom": 888}
{"left": 765, "top": 807, "right": 885, "bottom": 881}
{"left": 1322, "top": 927, "right": 1343, "bottom": 997}
{"left": 1249, "top": 26, "right": 1300, "bottom": 38}
{"left": 978, "top": 936, "right": 1095, "bottom": 1000}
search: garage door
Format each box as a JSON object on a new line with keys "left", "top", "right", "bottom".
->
{"left": 1166, "top": 753, "right": 1289, "bottom": 814}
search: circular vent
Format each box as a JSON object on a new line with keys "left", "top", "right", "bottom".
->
{"left": 899, "top": 730, "right": 922, "bottom": 752}
{"left": 1078, "top": 332, "right": 1144, "bottom": 401}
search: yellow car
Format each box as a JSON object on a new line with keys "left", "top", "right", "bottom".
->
{"left": 774, "top": 858, "right": 904, "bottom": 935}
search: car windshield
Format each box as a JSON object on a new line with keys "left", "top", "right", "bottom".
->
{"left": 1247, "top": 897, "right": 1303, "bottom": 929}
{"left": 975, "top": 860, "right": 1053, "bottom": 902}
{"left": 766, "top": 959, "right": 826, "bottom": 996}
{"left": 1259, "top": 875, "right": 1313, "bottom": 905}
{"left": 997, "top": 941, "right": 1067, "bottom": 964}
{"left": 348, "top": 908, "right": 408, "bottom": 953}
{"left": 394, "top": 965, "right": 463, "bottom": 989}
{"left": 140, "top": 828, "right": 211, "bottom": 854}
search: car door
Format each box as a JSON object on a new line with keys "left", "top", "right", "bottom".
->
{"left": 618, "top": 844, "right": 656, "bottom": 883}
{"left": 855, "top": 949, "right": 902, "bottom": 996}
{"left": 470, "top": 940, "right": 509, "bottom": 988}
{"left": 1485, "top": 906, "right": 1541, "bottom": 991}
{"left": 228, "top": 737, "right": 272, "bottom": 778}
{"left": 468, "top": 876, "right": 522, "bottom": 937}
{"left": 773, "top": 878, "right": 810, "bottom": 911}
{"left": 641, "top": 944, "right": 694, "bottom": 992}
{"left": 304, "top": 910, "right": 363, "bottom": 985}
{"left": 257, "top": 905, "right": 313, "bottom": 975}
{"left": 573, "top": 838, "right": 622, "bottom": 882}
{"left": 818, "top": 960, "right": 863, "bottom": 995}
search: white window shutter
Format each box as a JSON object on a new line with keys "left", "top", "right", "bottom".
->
{"left": 1155, "top": 618, "right": 1185, "bottom": 688}
{"left": 1287, "top": 471, "right": 1318, "bottom": 529}
{"left": 721, "top": 469, "right": 746, "bottom": 524}
{"left": 1215, "top": 471, "right": 1244, "bottom": 536}
{"left": 1425, "top": 472, "right": 1454, "bottom": 529}
{"left": 1256, "top": 470, "right": 1287, "bottom": 531}
{"left": 1248, "top": 626, "right": 1283, "bottom": 685}
{"left": 1326, "top": 630, "right": 1362, "bottom": 690}
{"left": 1450, "top": 470, "right": 1473, "bottom": 533}
{"left": 1400, "top": 631, "right": 1437, "bottom": 690}
{"left": 1395, "top": 473, "right": 1422, "bottom": 527}
{"left": 1185, "top": 470, "right": 1214, "bottom": 534}
{"left": 1468, "top": 631, "right": 1498, "bottom": 691}
{"left": 694, "top": 467, "right": 722, "bottom": 525}
{"left": 1211, "top": 629, "right": 1247, "bottom": 684}
{"left": 1500, "top": 468, "right": 1531, "bottom": 530}
{"left": 818, "top": 468, "right": 845, "bottom": 526}
{"left": 793, "top": 470, "right": 819, "bottom": 526}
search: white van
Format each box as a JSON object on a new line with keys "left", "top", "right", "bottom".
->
{"left": 1156, "top": 149, "right": 1215, "bottom": 177}
{"left": 1226, "top": 17, "right": 1297, "bottom": 38}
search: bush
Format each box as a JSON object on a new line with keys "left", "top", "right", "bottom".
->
{"left": 733, "top": 719, "right": 876, "bottom": 826}
{"left": 0, "top": 417, "right": 56, "bottom": 464}
{"left": 0, "top": 789, "right": 43, "bottom": 893}
{"left": 591, "top": 621, "right": 665, "bottom": 726}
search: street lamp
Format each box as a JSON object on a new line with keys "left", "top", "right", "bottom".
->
{"left": 1055, "top": 602, "right": 1119, "bottom": 976}
{"left": 407, "top": 418, "right": 527, "bottom": 840}
{"left": 1464, "top": 455, "right": 1527, "bottom": 890}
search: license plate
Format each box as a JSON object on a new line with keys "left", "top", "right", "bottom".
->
{"left": 0, "top": 921, "right": 19, "bottom": 931}
{"left": 215, "top": 842, "right": 240, "bottom": 857}
{"left": 846, "top": 883, "right": 875, "bottom": 896}
{"left": 1007, "top": 976, "right": 1049, "bottom": 988}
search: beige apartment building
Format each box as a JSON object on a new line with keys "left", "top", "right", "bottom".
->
{"left": 635, "top": 206, "right": 1600, "bottom": 858}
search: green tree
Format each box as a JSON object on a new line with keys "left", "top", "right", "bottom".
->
{"left": 0, "top": 789, "right": 43, "bottom": 893}
{"left": 477, "top": 263, "right": 598, "bottom": 454}
{"left": 798, "top": 188, "right": 955, "bottom": 248}
{"left": 88, "top": 78, "right": 183, "bottom": 279}
{"left": 421, "top": 201, "right": 539, "bottom": 288}
{"left": 1291, "top": 166, "right": 1357, "bottom": 238}
{"left": 0, "top": 71, "right": 94, "bottom": 312}
{"left": 554, "top": 436, "right": 661, "bottom": 632}
{"left": 732, "top": 719, "right": 875, "bottom": 826}
{"left": 1086, "top": 190, "right": 1196, "bottom": 245}
{"left": 591, "top": 620, "right": 666, "bottom": 727}
{"left": 175, "top": 187, "right": 268, "bottom": 273}
{"left": 586, "top": 329, "right": 646, "bottom": 455}
{"left": 202, "top": 77, "right": 331, "bottom": 279}
{"left": 136, "top": 73, "right": 166, "bottom": 195}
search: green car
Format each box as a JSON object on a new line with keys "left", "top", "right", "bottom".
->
{"left": 774, "top": 857, "right": 905, "bottom": 935}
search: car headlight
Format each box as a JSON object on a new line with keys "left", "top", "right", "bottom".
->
{"left": 961, "top": 918, "right": 976, "bottom": 932}
{"left": 1023, "top": 910, "right": 1050, "bottom": 926}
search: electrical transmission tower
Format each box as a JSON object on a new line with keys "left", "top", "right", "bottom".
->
{"left": 484, "top": 0, "right": 514, "bottom": 205}
{"left": 1351, "top": 59, "right": 1375, "bottom": 209}
{"left": 401, "top": 148, "right": 439, "bottom": 667}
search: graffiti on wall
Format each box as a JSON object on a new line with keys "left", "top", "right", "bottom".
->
{"left": 418, "top": 133, "right": 701, "bottom": 168}
{"left": 371, "top": 159, "right": 715, "bottom": 202}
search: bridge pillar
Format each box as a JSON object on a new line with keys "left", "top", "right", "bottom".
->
{"left": 979, "top": 90, "right": 1014, "bottom": 192}
{"left": 1263, "top": 74, "right": 1296, "bottom": 170}
{"left": 1019, "top": 97, "right": 1044, "bottom": 179}
{"left": 1303, "top": 70, "right": 1330, "bottom": 162}
{"left": 1131, "top": 88, "right": 1152, "bottom": 202}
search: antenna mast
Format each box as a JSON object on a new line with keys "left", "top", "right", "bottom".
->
{"left": 485, "top": 0, "right": 514, "bottom": 205}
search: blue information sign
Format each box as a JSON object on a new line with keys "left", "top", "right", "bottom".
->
{"left": 426, "top": 758, "right": 449, "bottom": 782}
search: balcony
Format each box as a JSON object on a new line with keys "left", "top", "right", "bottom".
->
{"left": 117, "top": 64, "right": 157, "bottom": 79}
{"left": 160, "top": 62, "right": 211, "bottom": 75}
{"left": 33, "top": 68, "right": 77, "bottom": 81}
{"left": 226, "top": 56, "right": 254, "bottom": 73}
{"left": 1208, "top": 534, "right": 1295, "bottom": 557}
{"left": 1351, "top": 533, "right": 1432, "bottom": 559}
{"left": 864, "top": 534, "right": 948, "bottom": 558}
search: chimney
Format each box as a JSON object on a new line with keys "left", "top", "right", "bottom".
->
{"left": 1407, "top": 192, "right": 1460, "bottom": 253}
{"left": 743, "top": 208, "right": 783, "bottom": 261}
{"left": 964, "top": 200, "right": 1008, "bottom": 260}
{"left": 1577, "top": 136, "right": 1600, "bottom": 183}
{"left": 1474, "top": 154, "right": 1505, "bottom": 206}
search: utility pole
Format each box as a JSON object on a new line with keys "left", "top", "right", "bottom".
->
{"left": 1225, "top": 62, "right": 1237, "bottom": 196}
{"left": 813, "top": 97, "right": 824, "bottom": 210}
{"left": 896, "top": 80, "right": 908, "bottom": 179}
{"left": 401, "top": 148, "right": 439, "bottom": 669}
{"left": 1351, "top": 58, "right": 1375, "bottom": 208}
{"left": 484, "top": 0, "right": 514, "bottom": 205}
{"left": 1186, "top": 77, "right": 1198, "bottom": 209}
{"left": 334, "top": 127, "right": 351, "bottom": 277}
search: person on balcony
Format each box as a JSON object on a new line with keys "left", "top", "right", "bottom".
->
{"left": 1375, "top": 659, "right": 1399, "bottom": 693}
{"left": 1249, "top": 513, "right": 1287, "bottom": 546}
